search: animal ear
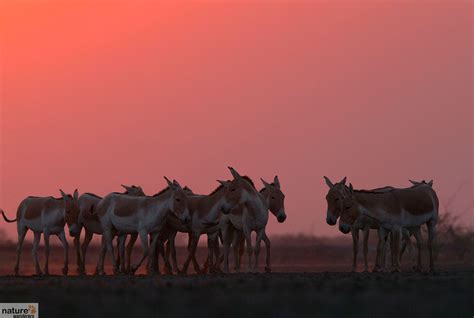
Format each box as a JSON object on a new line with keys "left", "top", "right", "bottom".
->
{"left": 340, "top": 177, "right": 347, "bottom": 185}
{"left": 261, "top": 178, "right": 272, "bottom": 188}
{"left": 60, "top": 189, "right": 67, "bottom": 199}
{"left": 349, "top": 183, "right": 354, "bottom": 194}
{"left": 164, "top": 176, "right": 173, "bottom": 188}
{"left": 428, "top": 180, "right": 433, "bottom": 186}
{"left": 228, "top": 166, "right": 242, "bottom": 180}
{"left": 324, "top": 176, "right": 334, "bottom": 188}
{"left": 121, "top": 184, "right": 130, "bottom": 191}
{"left": 408, "top": 179, "right": 417, "bottom": 186}
{"left": 273, "top": 176, "right": 280, "bottom": 189}
{"left": 172, "top": 180, "right": 183, "bottom": 191}
{"left": 74, "top": 189, "right": 79, "bottom": 201}
{"left": 217, "top": 179, "right": 228, "bottom": 187}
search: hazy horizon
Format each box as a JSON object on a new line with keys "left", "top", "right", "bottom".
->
{"left": 1, "top": 0, "right": 472, "bottom": 241}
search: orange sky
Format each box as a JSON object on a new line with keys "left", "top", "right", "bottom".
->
{"left": 0, "top": 0, "right": 472, "bottom": 241}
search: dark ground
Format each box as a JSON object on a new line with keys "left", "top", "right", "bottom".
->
{"left": 0, "top": 235, "right": 473, "bottom": 318}
{"left": 0, "top": 270, "right": 473, "bottom": 318}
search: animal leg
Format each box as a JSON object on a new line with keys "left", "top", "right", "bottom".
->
{"left": 182, "top": 234, "right": 200, "bottom": 274}
{"left": 373, "top": 228, "right": 387, "bottom": 272}
{"left": 262, "top": 232, "right": 271, "bottom": 273}
{"left": 427, "top": 219, "right": 437, "bottom": 272}
{"left": 14, "top": 226, "right": 28, "bottom": 276}
{"left": 126, "top": 233, "right": 138, "bottom": 274}
{"left": 146, "top": 233, "right": 159, "bottom": 275}
{"left": 73, "top": 228, "right": 83, "bottom": 275}
{"left": 32, "top": 232, "right": 42, "bottom": 276}
{"left": 243, "top": 229, "right": 253, "bottom": 271}
{"left": 222, "top": 225, "right": 234, "bottom": 273}
{"left": 412, "top": 227, "right": 424, "bottom": 271}
{"left": 167, "top": 232, "right": 180, "bottom": 274}
{"left": 253, "top": 229, "right": 265, "bottom": 272}
{"left": 43, "top": 232, "right": 51, "bottom": 275}
{"left": 81, "top": 230, "right": 93, "bottom": 274}
{"left": 103, "top": 229, "right": 118, "bottom": 275}
{"left": 95, "top": 236, "right": 107, "bottom": 275}
{"left": 58, "top": 230, "right": 69, "bottom": 275}
{"left": 390, "top": 228, "right": 401, "bottom": 272}
{"left": 351, "top": 228, "right": 359, "bottom": 272}
{"left": 362, "top": 226, "right": 370, "bottom": 272}
{"left": 130, "top": 231, "right": 150, "bottom": 275}
{"left": 118, "top": 234, "right": 127, "bottom": 274}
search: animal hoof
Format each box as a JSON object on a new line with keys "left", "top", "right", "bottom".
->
{"left": 264, "top": 266, "right": 272, "bottom": 273}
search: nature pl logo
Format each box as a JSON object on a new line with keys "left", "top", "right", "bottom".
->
{"left": 0, "top": 303, "right": 39, "bottom": 318}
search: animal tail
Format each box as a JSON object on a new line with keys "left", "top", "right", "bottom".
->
{"left": 1, "top": 209, "right": 16, "bottom": 223}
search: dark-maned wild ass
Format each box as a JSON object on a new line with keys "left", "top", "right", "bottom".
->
{"left": 1, "top": 190, "right": 80, "bottom": 276}
{"left": 176, "top": 168, "right": 254, "bottom": 274}
{"left": 220, "top": 175, "right": 286, "bottom": 273}
{"left": 324, "top": 176, "right": 401, "bottom": 272}
{"left": 339, "top": 182, "right": 439, "bottom": 272}
{"left": 76, "top": 185, "right": 145, "bottom": 275}
{"left": 169, "top": 167, "right": 264, "bottom": 275}
{"left": 95, "top": 177, "right": 191, "bottom": 275}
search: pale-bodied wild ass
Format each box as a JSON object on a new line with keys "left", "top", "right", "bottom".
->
{"left": 174, "top": 167, "right": 263, "bottom": 274}
{"left": 95, "top": 177, "right": 190, "bottom": 275}
{"left": 220, "top": 175, "right": 286, "bottom": 273}
{"left": 1, "top": 190, "right": 79, "bottom": 276}
{"left": 339, "top": 182, "right": 439, "bottom": 271}
{"left": 75, "top": 184, "right": 145, "bottom": 275}
{"left": 324, "top": 176, "right": 402, "bottom": 272}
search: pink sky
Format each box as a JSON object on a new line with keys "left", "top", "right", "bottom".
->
{"left": 1, "top": 1, "right": 472, "bottom": 241}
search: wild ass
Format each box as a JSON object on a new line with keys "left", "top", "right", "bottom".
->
{"left": 324, "top": 176, "right": 399, "bottom": 271}
{"left": 173, "top": 167, "right": 263, "bottom": 274}
{"left": 95, "top": 177, "right": 190, "bottom": 275}
{"left": 1, "top": 190, "right": 80, "bottom": 276}
{"left": 339, "top": 182, "right": 439, "bottom": 271}
{"left": 220, "top": 175, "right": 286, "bottom": 273}
{"left": 122, "top": 186, "right": 195, "bottom": 275}
{"left": 75, "top": 185, "right": 145, "bottom": 275}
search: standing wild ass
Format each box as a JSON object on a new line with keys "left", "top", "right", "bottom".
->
{"left": 324, "top": 176, "right": 399, "bottom": 272}
{"left": 95, "top": 177, "right": 190, "bottom": 275}
{"left": 339, "top": 182, "right": 439, "bottom": 271}
{"left": 220, "top": 175, "right": 286, "bottom": 273}
{"left": 76, "top": 185, "right": 145, "bottom": 275}
{"left": 172, "top": 167, "right": 263, "bottom": 274}
{"left": 1, "top": 190, "right": 80, "bottom": 276}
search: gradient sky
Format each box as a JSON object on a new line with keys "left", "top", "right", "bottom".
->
{"left": 0, "top": 0, "right": 472, "bottom": 241}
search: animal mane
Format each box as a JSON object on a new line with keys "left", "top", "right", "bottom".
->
{"left": 84, "top": 192, "right": 102, "bottom": 199}
{"left": 209, "top": 175, "right": 256, "bottom": 195}
{"left": 259, "top": 182, "right": 275, "bottom": 193}
{"left": 152, "top": 187, "right": 170, "bottom": 197}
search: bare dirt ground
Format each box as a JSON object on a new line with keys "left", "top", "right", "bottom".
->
{"left": 0, "top": 236, "right": 473, "bottom": 318}
{"left": 0, "top": 270, "right": 473, "bottom": 318}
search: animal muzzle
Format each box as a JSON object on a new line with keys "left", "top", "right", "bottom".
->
{"left": 326, "top": 213, "right": 337, "bottom": 226}
{"left": 339, "top": 223, "right": 351, "bottom": 234}
{"left": 277, "top": 211, "right": 287, "bottom": 223}
{"left": 181, "top": 210, "right": 191, "bottom": 224}
{"left": 68, "top": 224, "right": 79, "bottom": 237}
{"left": 221, "top": 203, "right": 232, "bottom": 215}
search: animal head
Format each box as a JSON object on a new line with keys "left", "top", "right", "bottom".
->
{"left": 60, "top": 189, "right": 80, "bottom": 237}
{"left": 324, "top": 176, "right": 348, "bottom": 225}
{"left": 338, "top": 183, "right": 359, "bottom": 234}
{"left": 164, "top": 177, "right": 191, "bottom": 224}
{"left": 121, "top": 184, "right": 146, "bottom": 196}
{"left": 261, "top": 176, "right": 286, "bottom": 223}
{"left": 217, "top": 167, "right": 258, "bottom": 214}
{"left": 409, "top": 179, "right": 433, "bottom": 187}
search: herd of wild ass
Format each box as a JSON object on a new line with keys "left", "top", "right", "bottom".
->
{"left": 0, "top": 167, "right": 439, "bottom": 276}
